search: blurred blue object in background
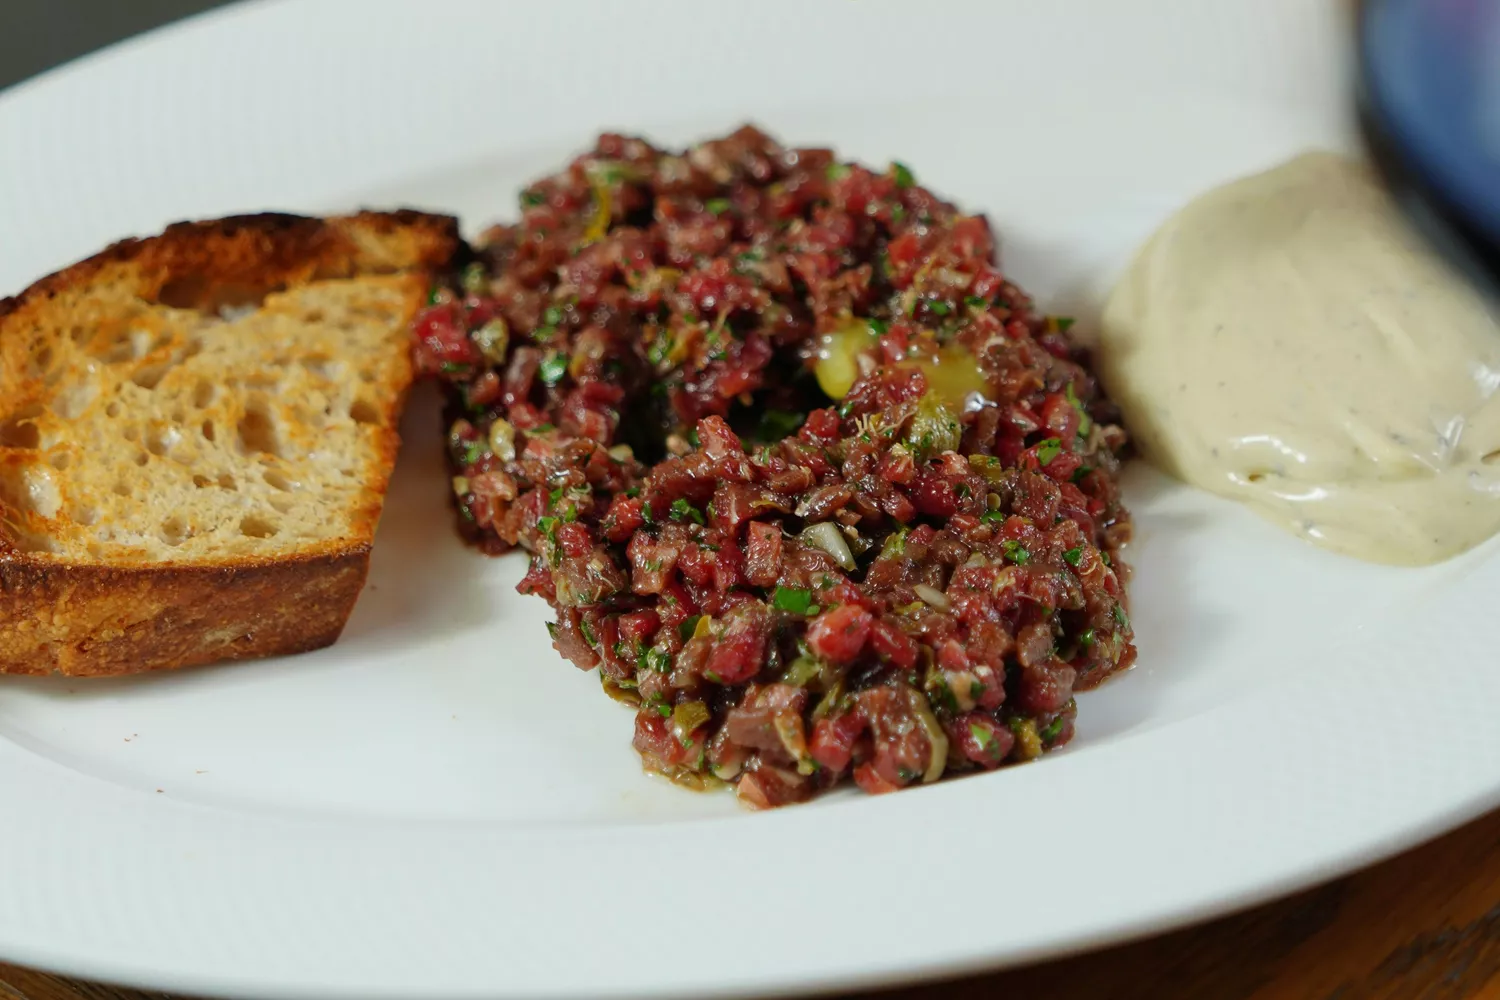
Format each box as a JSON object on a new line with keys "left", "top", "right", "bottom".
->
{"left": 1358, "top": 0, "right": 1500, "bottom": 297}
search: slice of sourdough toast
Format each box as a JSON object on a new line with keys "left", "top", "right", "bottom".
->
{"left": 0, "top": 211, "right": 460, "bottom": 676}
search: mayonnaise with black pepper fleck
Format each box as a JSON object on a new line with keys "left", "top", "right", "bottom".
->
{"left": 1098, "top": 150, "right": 1500, "bottom": 565}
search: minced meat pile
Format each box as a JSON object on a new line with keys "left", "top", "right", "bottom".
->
{"left": 412, "top": 126, "right": 1136, "bottom": 807}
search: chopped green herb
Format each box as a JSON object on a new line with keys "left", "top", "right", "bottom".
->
{"left": 825, "top": 163, "right": 851, "bottom": 181}
{"left": 704, "top": 670, "right": 724, "bottom": 684}
{"left": 891, "top": 161, "right": 915, "bottom": 188}
{"left": 669, "top": 498, "right": 704, "bottom": 525}
{"left": 970, "top": 722, "right": 1000, "bottom": 755}
{"left": 1063, "top": 547, "right": 1083, "bottom": 567}
{"left": 771, "top": 586, "right": 815, "bottom": 615}
{"left": 457, "top": 440, "right": 485, "bottom": 467}
{"left": 440, "top": 361, "right": 469, "bottom": 375}
{"left": 542, "top": 304, "right": 564, "bottom": 326}
{"left": 964, "top": 295, "right": 988, "bottom": 310}
{"left": 460, "top": 261, "right": 487, "bottom": 295}
{"left": 1078, "top": 627, "right": 1095, "bottom": 648}
{"left": 838, "top": 399, "right": 857, "bottom": 418}
{"left": 536, "top": 516, "right": 561, "bottom": 555}
{"left": 640, "top": 646, "right": 673, "bottom": 674}
{"left": 1034, "top": 437, "right": 1063, "bottom": 465}
{"left": 929, "top": 301, "right": 951, "bottom": 317}
{"left": 624, "top": 486, "right": 641, "bottom": 499}
{"left": 579, "top": 618, "right": 597, "bottom": 648}
{"left": 1055, "top": 316, "right": 1076, "bottom": 332}
{"left": 705, "top": 197, "right": 731, "bottom": 215}
{"left": 679, "top": 616, "right": 702, "bottom": 642}
{"left": 1071, "top": 465, "right": 1094, "bottom": 484}
{"left": 1064, "top": 382, "right": 1093, "bottom": 435}
{"left": 970, "top": 679, "right": 985, "bottom": 702}
{"left": 545, "top": 621, "right": 559, "bottom": 640}
{"left": 1112, "top": 603, "right": 1131, "bottom": 629}
{"left": 755, "top": 409, "right": 805, "bottom": 442}
{"left": 538, "top": 352, "right": 568, "bottom": 386}
{"left": 981, "top": 510, "right": 1006, "bottom": 525}
{"left": 520, "top": 190, "right": 547, "bottom": 208}
{"left": 867, "top": 318, "right": 890, "bottom": 335}
{"left": 1001, "top": 540, "right": 1031, "bottom": 565}
{"left": 533, "top": 423, "right": 556, "bottom": 433}
{"left": 1040, "top": 714, "right": 1068, "bottom": 742}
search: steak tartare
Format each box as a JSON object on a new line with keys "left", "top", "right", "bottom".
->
{"left": 414, "top": 126, "right": 1135, "bottom": 807}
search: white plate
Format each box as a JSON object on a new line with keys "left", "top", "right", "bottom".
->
{"left": 2, "top": 1, "right": 1498, "bottom": 997}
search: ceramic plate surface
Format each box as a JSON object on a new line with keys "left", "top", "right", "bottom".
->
{"left": 1, "top": 1, "right": 1497, "bottom": 997}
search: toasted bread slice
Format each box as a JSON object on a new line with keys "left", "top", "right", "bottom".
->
{"left": 0, "top": 211, "right": 460, "bottom": 676}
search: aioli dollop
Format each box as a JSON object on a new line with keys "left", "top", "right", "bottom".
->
{"left": 1098, "top": 151, "right": 1500, "bottom": 565}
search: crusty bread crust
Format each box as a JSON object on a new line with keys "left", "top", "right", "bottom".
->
{"left": 0, "top": 211, "right": 461, "bottom": 677}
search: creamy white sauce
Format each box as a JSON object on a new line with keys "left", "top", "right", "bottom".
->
{"left": 1098, "top": 151, "right": 1500, "bottom": 565}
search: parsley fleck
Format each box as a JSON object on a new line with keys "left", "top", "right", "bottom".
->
{"left": 964, "top": 295, "right": 988, "bottom": 310}
{"left": 772, "top": 587, "right": 815, "bottom": 615}
{"left": 640, "top": 646, "right": 672, "bottom": 674}
{"left": 542, "top": 304, "right": 564, "bottom": 326}
{"left": 981, "top": 510, "right": 1006, "bottom": 524}
{"left": 1034, "top": 437, "right": 1063, "bottom": 466}
{"left": 440, "top": 361, "right": 469, "bottom": 375}
{"left": 679, "top": 615, "right": 702, "bottom": 642}
{"left": 755, "top": 409, "right": 805, "bottom": 442}
{"left": 1064, "top": 382, "right": 1093, "bottom": 435}
{"left": 545, "top": 621, "right": 558, "bottom": 640}
{"left": 538, "top": 352, "right": 568, "bottom": 386}
{"left": 1040, "top": 714, "right": 1068, "bottom": 742}
{"left": 1001, "top": 540, "right": 1031, "bottom": 566}
{"left": 1063, "top": 547, "right": 1083, "bottom": 567}
{"left": 1055, "top": 316, "right": 1076, "bottom": 332}
{"left": 891, "top": 161, "right": 915, "bottom": 188}
{"left": 970, "top": 722, "right": 1000, "bottom": 755}
{"left": 929, "top": 301, "right": 950, "bottom": 317}
{"left": 1078, "top": 627, "right": 1095, "bottom": 648}
{"left": 867, "top": 318, "right": 889, "bottom": 335}
{"left": 669, "top": 498, "right": 704, "bottom": 525}
{"left": 705, "top": 197, "right": 730, "bottom": 215}
{"left": 520, "top": 190, "right": 546, "bottom": 208}
{"left": 825, "top": 163, "right": 851, "bottom": 181}
{"left": 1112, "top": 603, "right": 1131, "bottom": 629}
{"left": 579, "top": 619, "right": 597, "bottom": 648}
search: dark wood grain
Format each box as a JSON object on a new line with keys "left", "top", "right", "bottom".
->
{"left": 3, "top": 808, "right": 1496, "bottom": 1000}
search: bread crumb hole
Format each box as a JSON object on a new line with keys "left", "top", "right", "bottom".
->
{"left": 35, "top": 346, "right": 54, "bottom": 371}
{"left": 0, "top": 418, "right": 40, "bottom": 449}
{"left": 349, "top": 397, "right": 380, "bottom": 425}
{"left": 160, "top": 516, "right": 189, "bottom": 546}
{"left": 268, "top": 497, "right": 294, "bottom": 515}
{"left": 264, "top": 469, "right": 295, "bottom": 492}
{"left": 135, "top": 452, "right": 149, "bottom": 467}
{"left": 75, "top": 506, "right": 98, "bottom": 526}
{"left": 49, "top": 451, "right": 70, "bottom": 471}
{"left": 193, "top": 381, "right": 215, "bottom": 408}
{"left": 106, "top": 401, "right": 122, "bottom": 418}
{"left": 124, "top": 426, "right": 139, "bottom": 442}
{"left": 112, "top": 480, "right": 131, "bottom": 497}
{"left": 217, "top": 473, "right": 237, "bottom": 491}
{"left": 302, "top": 354, "right": 340, "bottom": 380}
{"left": 146, "top": 427, "right": 180, "bottom": 457}
{"left": 131, "top": 364, "right": 172, "bottom": 390}
{"left": 1484, "top": 450, "right": 1500, "bottom": 465}
{"left": 239, "top": 515, "right": 278, "bottom": 539}
{"left": 237, "top": 403, "right": 281, "bottom": 457}
{"left": 70, "top": 326, "right": 89, "bottom": 345}
{"left": 202, "top": 420, "right": 216, "bottom": 442}
{"left": 192, "top": 474, "right": 212, "bottom": 488}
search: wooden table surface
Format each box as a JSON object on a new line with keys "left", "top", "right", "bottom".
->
{"left": 2, "top": 807, "right": 1496, "bottom": 1000}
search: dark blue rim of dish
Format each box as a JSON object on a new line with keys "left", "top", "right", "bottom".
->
{"left": 1355, "top": 0, "right": 1500, "bottom": 301}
